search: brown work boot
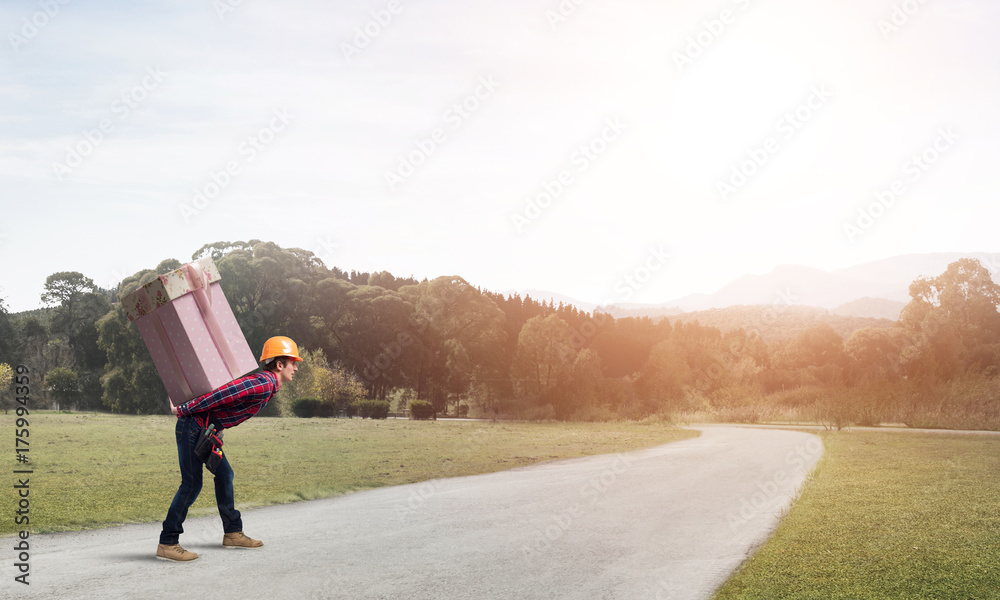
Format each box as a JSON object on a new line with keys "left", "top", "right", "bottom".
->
{"left": 156, "top": 543, "right": 199, "bottom": 562}
{"left": 223, "top": 531, "right": 263, "bottom": 549}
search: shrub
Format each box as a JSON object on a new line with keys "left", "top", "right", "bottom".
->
{"left": 638, "top": 410, "right": 675, "bottom": 425}
{"left": 849, "top": 382, "right": 897, "bottom": 427}
{"left": 352, "top": 400, "right": 390, "bottom": 419}
{"left": 523, "top": 403, "right": 556, "bottom": 421}
{"left": 291, "top": 398, "right": 324, "bottom": 418}
{"left": 708, "top": 382, "right": 763, "bottom": 409}
{"left": 570, "top": 404, "right": 619, "bottom": 422}
{"left": 46, "top": 367, "right": 79, "bottom": 410}
{"left": 811, "top": 389, "right": 858, "bottom": 431}
{"left": 257, "top": 395, "right": 282, "bottom": 417}
{"left": 899, "top": 374, "right": 1000, "bottom": 430}
{"left": 715, "top": 404, "right": 767, "bottom": 424}
{"left": 765, "top": 385, "right": 828, "bottom": 409}
{"left": 458, "top": 404, "right": 469, "bottom": 418}
{"left": 759, "top": 369, "right": 818, "bottom": 394}
{"left": 410, "top": 400, "right": 435, "bottom": 420}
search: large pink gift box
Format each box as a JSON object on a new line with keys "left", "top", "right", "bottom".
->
{"left": 122, "top": 257, "right": 259, "bottom": 403}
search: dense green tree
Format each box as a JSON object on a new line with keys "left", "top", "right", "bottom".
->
{"left": 191, "top": 240, "right": 257, "bottom": 262}
{"left": 45, "top": 367, "right": 79, "bottom": 410}
{"left": 513, "top": 314, "right": 576, "bottom": 403}
{"left": 845, "top": 327, "right": 908, "bottom": 381}
{"left": 636, "top": 339, "right": 692, "bottom": 413}
{"left": 41, "top": 271, "right": 96, "bottom": 310}
{"left": 0, "top": 296, "right": 17, "bottom": 365}
{"left": 724, "top": 329, "right": 769, "bottom": 369}
{"left": 368, "top": 270, "right": 397, "bottom": 290}
{"left": 315, "top": 357, "right": 366, "bottom": 413}
{"left": 900, "top": 258, "right": 1000, "bottom": 378}
{"left": 18, "top": 315, "right": 74, "bottom": 406}
{"left": 906, "top": 258, "right": 1000, "bottom": 343}
{"left": 310, "top": 275, "right": 358, "bottom": 357}
{"left": 307, "top": 278, "right": 419, "bottom": 401}
{"left": 71, "top": 318, "right": 108, "bottom": 371}
{"left": 401, "top": 276, "right": 506, "bottom": 413}
{"left": 0, "top": 363, "right": 13, "bottom": 413}
{"left": 41, "top": 272, "right": 100, "bottom": 336}
{"left": 38, "top": 272, "right": 112, "bottom": 377}
{"left": 590, "top": 316, "right": 671, "bottom": 378}
{"left": 30, "top": 240, "right": 999, "bottom": 423}
{"left": 561, "top": 348, "right": 603, "bottom": 418}
{"left": 774, "top": 323, "right": 847, "bottom": 370}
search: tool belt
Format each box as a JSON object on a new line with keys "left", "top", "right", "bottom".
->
{"left": 193, "top": 414, "right": 224, "bottom": 474}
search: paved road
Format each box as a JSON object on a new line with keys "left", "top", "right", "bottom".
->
{"left": 2, "top": 427, "right": 822, "bottom": 599}
{"left": 701, "top": 422, "right": 1000, "bottom": 436}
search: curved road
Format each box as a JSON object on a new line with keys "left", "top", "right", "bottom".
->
{"left": 3, "top": 426, "right": 822, "bottom": 599}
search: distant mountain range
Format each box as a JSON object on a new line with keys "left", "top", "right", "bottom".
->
{"left": 513, "top": 252, "right": 1000, "bottom": 324}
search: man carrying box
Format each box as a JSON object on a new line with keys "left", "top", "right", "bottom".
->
{"left": 155, "top": 336, "right": 303, "bottom": 562}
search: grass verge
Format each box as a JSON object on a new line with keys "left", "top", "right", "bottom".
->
{"left": 714, "top": 430, "right": 1000, "bottom": 599}
{"left": 5, "top": 412, "right": 697, "bottom": 536}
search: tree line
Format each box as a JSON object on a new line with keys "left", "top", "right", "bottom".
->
{"left": 1, "top": 242, "right": 998, "bottom": 429}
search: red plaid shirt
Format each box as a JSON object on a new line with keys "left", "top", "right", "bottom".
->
{"left": 176, "top": 371, "right": 278, "bottom": 430}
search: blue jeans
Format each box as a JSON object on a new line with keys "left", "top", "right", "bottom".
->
{"left": 159, "top": 416, "right": 242, "bottom": 545}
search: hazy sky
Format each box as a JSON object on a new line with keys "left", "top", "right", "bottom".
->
{"left": 1, "top": 0, "right": 997, "bottom": 313}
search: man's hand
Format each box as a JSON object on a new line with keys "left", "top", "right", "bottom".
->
{"left": 169, "top": 398, "right": 179, "bottom": 416}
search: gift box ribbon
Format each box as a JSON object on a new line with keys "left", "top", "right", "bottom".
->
{"left": 183, "top": 262, "right": 243, "bottom": 382}
{"left": 139, "top": 261, "right": 245, "bottom": 401}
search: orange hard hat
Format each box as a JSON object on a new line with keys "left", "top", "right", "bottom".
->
{"left": 260, "top": 336, "right": 303, "bottom": 362}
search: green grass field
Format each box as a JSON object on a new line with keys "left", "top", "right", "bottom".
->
{"left": 5, "top": 412, "right": 696, "bottom": 536}
{"left": 714, "top": 430, "right": 1000, "bottom": 600}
